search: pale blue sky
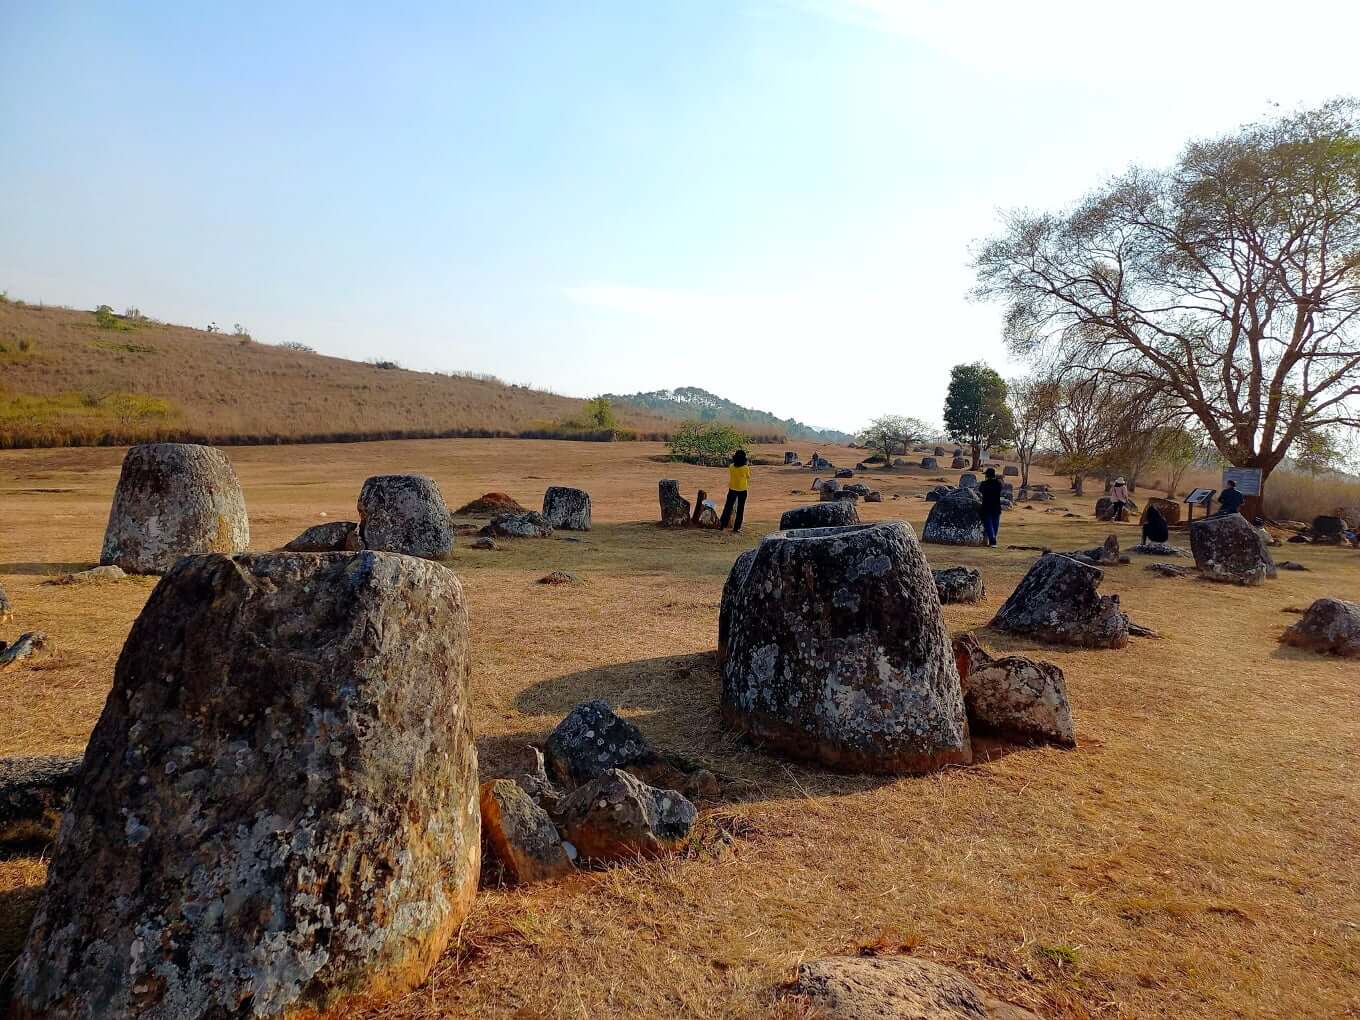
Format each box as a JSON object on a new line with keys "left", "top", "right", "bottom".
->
{"left": 3, "top": 1, "right": 1357, "bottom": 433}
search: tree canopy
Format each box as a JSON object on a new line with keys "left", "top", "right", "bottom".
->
{"left": 858, "top": 415, "right": 931, "bottom": 462}
{"left": 942, "top": 362, "right": 1013, "bottom": 467}
{"left": 973, "top": 100, "right": 1360, "bottom": 483}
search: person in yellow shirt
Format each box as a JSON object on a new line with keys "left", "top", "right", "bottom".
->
{"left": 720, "top": 449, "right": 750, "bottom": 533}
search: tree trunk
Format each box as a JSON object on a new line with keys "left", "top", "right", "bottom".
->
{"left": 970, "top": 442, "right": 981, "bottom": 470}
{"left": 1072, "top": 472, "right": 1085, "bottom": 496}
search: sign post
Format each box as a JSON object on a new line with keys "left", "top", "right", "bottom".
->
{"left": 1222, "top": 467, "right": 1264, "bottom": 520}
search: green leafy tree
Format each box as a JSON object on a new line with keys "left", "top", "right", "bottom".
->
{"left": 943, "top": 362, "right": 1014, "bottom": 469}
{"left": 668, "top": 421, "right": 746, "bottom": 465}
{"left": 583, "top": 395, "right": 617, "bottom": 431}
{"left": 1294, "top": 426, "right": 1344, "bottom": 475}
{"left": 1154, "top": 426, "right": 1200, "bottom": 496}
{"left": 859, "top": 415, "right": 930, "bottom": 463}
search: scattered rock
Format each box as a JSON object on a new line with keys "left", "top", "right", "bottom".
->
{"left": 922, "top": 488, "right": 985, "bottom": 546}
{"left": 659, "top": 479, "right": 691, "bottom": 527}
{"left": 1190, "top": 513, "right": 1277, "bottom": 585}
{"left": 482, "top": 511, "right": 554, "bottom": 539}
{"left": 11, "top": 551, "right": 479, "bottom": 1020}
{"left": 1129, "top": 541, "right": 1187, "bottom": 557}
{"left": 924, "top": 485, "right": 950, "bottom": 502}
{"left": 1094, "top": 496, "right": 1132, "bottom": 522}
{"left": 280, "top": 520, "right": 361, "bottom": 552}
{"left": 542, "top": 486, "right": 592, "bottom": 531}
{"left": 557, "top": 769, "right": 696, "bottom": 862}
{"left": 835, "top": 467, "right": 854, "bottom": 479}
{"left": 1278, "top": 560, "right": 1308, "bottom": 571}
{"left": 45, "top": 564, "right": 129, "bottom": 586}
{"left": 100, "top": 443, "right": 250, "bottom": 574}
{"left": 792, "top": 956, "right": 1044, "bottom": 1020}
{"left": 1146, "top": 562, "right": 1191, "bottom": 577}
{"left": 358, "top": 473, "right": 456, "bottom": 558}
{"left": 0, "top": 755, "right": 82, "bottom": 846}
{"left": 0, "top": 583, "right": 10, "bottom": 623}
{"left": 0, "top": 632, "right": 48, "bottom": 672}
{"left": 720, "top": 521, "right": 971, "bottom": 774}
{"left": 920, "top": 457, "right": 939, "bottom": 469}
{"left": 1066, "top": 534, "right": 1120, "bottom": 566}
{"left": 1310, "top": 515, "right": 1347, "bottom": 545}
{"left": 934, "top": 446, "right": 946, "bottom": 457}
{"left": 471, "top": 536, "right": 499, "bottom": 550}
{"left": 865, "top": 490, "right": 883, "bottom": 502}
{"left": 950, "top": 456, "right": 967, "bottom": 469}
{"left": 537, "top": 570, "right": 579, "bottom": 585}
{"left": 780, "top": 502, "right": 860, "bottom": 530}
{"left": 480, "top": 779, "right": 574, "bottom": 884}
{"left": 1147, "top": 496, "right": 1181, "bottom": 525}
{"left": 990, "top": 554, "right": 1129, "bottom": 648}
{"left": 1003, "top": 465, "right": 1019, "bottom": 477}
{"left": 453, "top": 491, "right": 525, "bottom": 516}
{"left": 952, "top": 634, "right": 1075, "bottom": 748}
{"left": 959, "top": 472, "right": 978, "bottom": 489}
{"left": 544, "top": 700, "right": 715, "bottom": 799}
{"left": 513, "top": 746, "right": 566, "bottom": 816}
{"left": 1279, "top": 598, "right": 1360, "bottom": 658}
{"left": 933, "top": 566, "right": 985, "bottom": 604}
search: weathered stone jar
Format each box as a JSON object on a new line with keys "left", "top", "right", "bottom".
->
{"left": 719, "top": 522, "right": 971, "bottom": 774}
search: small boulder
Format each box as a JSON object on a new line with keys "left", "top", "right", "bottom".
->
{"left": 864, "top": 490, "right": 883, "bottom": 502}
{"left": 780, "top": 502, "right": 860, "bottom": 530}
{"left": 1147, "top": 496, "right": 1181, "bottom": 525}
{"left": 924, "top": 485, "right": 950, "bottom": 502}
{"left": 835, "top": 467, "right": 854, "bottom": 479}
{"left": 990, "top": 554, "right": 1129, "bottom": 648}
{"left": 544, "top": 700, "right": 712, "bottom": 798}
{"left": 480, "top": 779, "right": 574, "bottom": 883}
{"left": 453, "top": 492, "right": 525, "bottom": 516}
{"left": 513, "top": 746, "right": 566, "bottom": 816}
{"left": 1094, "top": 496, "right": 1131, "bottom": 522}
{"left": 358, "top": 473, "right": 455, "bottom": 558}
{"left": 952, "top": 634, "right": 1075, "bottom": 748}
{"left": 1279, "top": 598, "right": 1360, "bottom": 658}
{"left": 281, "top": 520, "right": 361, "bottom": 552}
{"left": 481, "top": 511, "right": 553, "bottom": 538}
{"left": 793, "top": 956, "right": 1044, "bottom": 1020}
{"left": 1066, "top": 534, "right": 1120, "bottom": 566}
{"left": 922, "top": 488, "right": 985, "bottom": 546}
{"left": 659, "top": 480, "right": 691, "bottom": 527}
{"left": 556, "top": 769, "right": 696, "bottom": 861}
{"left": 1146, "top": 562, "right": 1191, "bottom": 578}
{"left": 1278, "top": 560, "right": 1308, "bottom": 571}
{"left": 100, "top": 443, "right": 250, "bottom": 574}
{"left": 959, "top": 472, "right": 978, "bottom": 489}
{"left": 0, "top": 755, "right": 83, "bottom": 846}
{"left": 47, "top": 564, "right": 129, "bottom": 586}
{"left": 1310, "top": 515, "right": 1347, "bottom": 545}
{"left": 1003, "top": 465, "right": 1019, "bottom": 477}
{"left": 542, "top": 486, "right": 592, "bottom": 531}
{"left": 920, "top": 456, "right": 939, "bottom": 469}
{"left": 950, "top": 456, "right": 967, "bottom": 469}
{"left": 1190, "top": 513, "right": 1277, "bottom": 585}
{"left": 537, "top": 570, "right": 579, "bottom": 585}
{"left": 471, "top": 536, "right": 499, "bottom": 550}
{"left": 933, "top": 566, "right": 985, "bottom": 604}
{"left": 934, "top": 446, "right": 946, "bottom": 457}
{"left": 1129, "top": 541, "right": 1187, "bottom": 557}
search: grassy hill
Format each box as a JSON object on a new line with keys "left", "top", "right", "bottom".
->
{"left": 605, "top": 386, "right": 854, "bottom": 444}
{"left": 0, "top": 300, "right": 698, "bottom": 449}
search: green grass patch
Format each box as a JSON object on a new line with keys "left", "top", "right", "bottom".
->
{"left": 0, "top": 390, "right": 178, "bottom": 447}
{"left": 0, "top": 336, "right": 38, "bottom": 360}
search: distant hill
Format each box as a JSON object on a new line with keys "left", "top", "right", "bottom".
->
{"left": 605, "top": 386, "right": 853, "bottom": 444}
{"left": 0, "top": 300, "right": 689, "bottom": 448}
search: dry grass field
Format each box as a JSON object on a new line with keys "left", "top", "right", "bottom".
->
{"left": 0, "top": 302, "right": 686, "bottom": 447}
{"left": 1, "top": 438, "right": 1357, "bottom": 1019}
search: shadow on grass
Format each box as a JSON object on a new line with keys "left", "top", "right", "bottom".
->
{"left": 0, "top": 562, "right": 94, "bottom": 577}
{"left": 0, "top": 875, "right": 43, "bottom": 1008}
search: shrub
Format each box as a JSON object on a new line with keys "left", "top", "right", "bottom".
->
{"left": 276, "top": 341, "right": 315, "bottom": 353}
{"left": 368, "top": 359, "right": 402, "bottom": 370}
{"left": 667, "top": 421, "right": 747, "bottom": 465}
{"left": 94, "top": 305, "right": 118, "bottom": 329}
{"left": 232, "top": 323, "right": 252, "bottom": 340}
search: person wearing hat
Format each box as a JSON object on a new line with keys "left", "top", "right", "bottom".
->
{"left": 1109, "top": 477, "right": 1131, "bottom": 505}
{"left": 977, "top": 466, "right": 1004, "bottom": 547}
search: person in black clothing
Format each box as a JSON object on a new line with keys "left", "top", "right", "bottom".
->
{"left": 1217, "top": 479, "right": 1245, "bottom": 516}
{"left": 1140, "top": 504, "right": 1169, "bottom": 545}
{"left": 977, "top": 467, "right": 1003, "bottom": 547}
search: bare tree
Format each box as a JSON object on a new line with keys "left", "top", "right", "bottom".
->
{"left": 974, "top": 100, "right": 1360, "bottom": 513}
{"left": 1006, "top": 376, "right": 1053, "bottom": 488}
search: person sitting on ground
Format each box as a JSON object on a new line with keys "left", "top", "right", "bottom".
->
{"left": 977, "top": 467, "right": 1004, "bottom": 548}
{"left": 1217, "top": 479, "right": 1245, "bottom": 517}
{"left": 720, "top": 449, "right": 750, "bottom": 534}
{"left": 1251, "top": 515, "right": 1280, "bottom": 546}
{"left": 1140, "top": 504, "right": 1169, "bottom": 545}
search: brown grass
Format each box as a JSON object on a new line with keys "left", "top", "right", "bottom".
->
{"left": 1129, "top": 466, "right": 1360, "bottom": 524}
{"left": 0, "top": 302, "right": 740, "bottom": 447}
{"left": 1, "top": 440, "right": 1358, "bottom": 1019}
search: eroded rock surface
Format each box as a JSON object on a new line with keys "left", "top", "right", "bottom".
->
{"left": 1190, "top": 513, "right": 1277, "bottom": 585}
{"left": 1280, "top": 598, "right": 1360, "bottom": 658}
{"left": 922, "top": 488, "right": 985, "bottom": 546}
{"left": 1129, "top": 541, "right": 1186, "bottom": 557}
{"left": 100, "top": 443, "right": 250, "bottom": 574}
{"left": 720, "top": 522, "right": 971, "bottom": 774}
{"left": 556, "top": 769, "right": 696, "bottom": 861}
{"left": 481, "top": 511, "right": 553, "bottom": 538}
{"left": 793, "top": 956, "right": 1044, "bottom": 1020}
{"left": 357, "top": 474, "right": 455, "bottom": 558}
{"left": 933, "top": 566, "right": 985, "bottom": 604}
{"left": 0, "top": 755, "right": 82, "bottom": 846}
{"left": 480, "top": 779, "right": 573, "bottom": 883}
{"left": 12, "top": 551, "right": 480, "bottom": 1020}
{"left": 281, "top": 520, "right": 361, "bottom": 552}
{"left": 952, "top": 634, "right": 1075, "bottom": 747}
{"left": 990, "top": 554, "right": 1129, "bottom": 648}
{"left": 780, "top": 502, "right": 860, "bottom": 530}
{"left": 542, "top": 486, "right": 592, "bottom": 531}
{"left": 659, "top": 480, "right": 690, "bottom": 527}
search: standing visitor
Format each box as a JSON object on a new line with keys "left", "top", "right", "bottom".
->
{"left": 1217, "top": 479, "right": 1245, "bottom": 517}
{"left": 978, "top": 467, "right": 1003, "bottom": 547}
{"left": 720, "top": 449, "right": 750, "bottom": 534}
